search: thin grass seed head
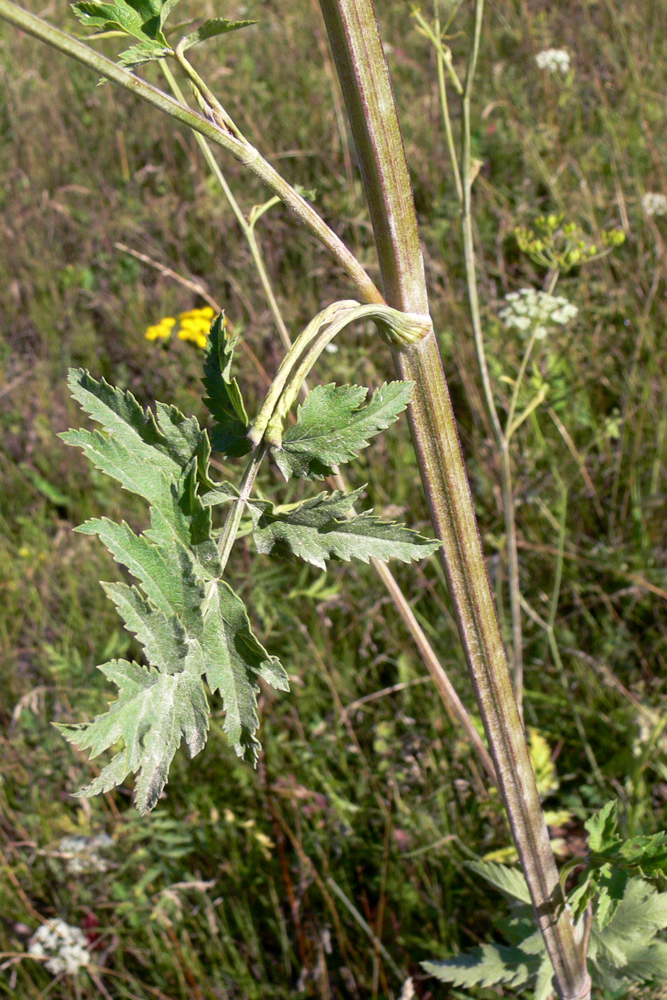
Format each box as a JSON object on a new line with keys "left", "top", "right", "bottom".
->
{"left": 499, "top": 288, "right": 578, "bottom": 339}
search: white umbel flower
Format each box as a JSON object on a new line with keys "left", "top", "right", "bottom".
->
{"left": 499, "top": 288, "right": 578, "bottom": 340}
{"left": 28, "top": 920, "right": 91, "bottom": 975}
{"left": 642, "top": 192, "right": 667, "bottom": 217}
{"left": 535, "top": 48, "right": 571, "bottom": 74}
{"left": 59, "top": 833, "right": 114, "bottom": 874}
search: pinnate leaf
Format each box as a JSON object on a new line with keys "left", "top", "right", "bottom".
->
{"left": 61, "top": 369, "right": 287, "bottom": 812}
{"left": 202, "top": 313, "right": 252, "bottom": 458}
{"left": 586, "top": 800, "right": 622, "bottom": 854}
{"left": 248, "top": 487, "right": 441, "bottom": 570}
{"left": 272, "top": 381, "right": 413, "bottom": 481}
{"left": 72, "top": 0, "right": 170, "bottom": 43}
{"left": 465, "top": 860, "right": 532, "bottom": 905}
{"left": 422, "top": 943, "right": 538, "bottom": 990}
{"left": 58, "top": 658, "right": 208, "bottom": 814}
{"left": 179, "top": 17, "right": 256, "bottom": 52}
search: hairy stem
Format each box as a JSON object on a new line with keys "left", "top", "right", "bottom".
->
{"left": 317, "top": 1, "right": 590, "bottom": 997}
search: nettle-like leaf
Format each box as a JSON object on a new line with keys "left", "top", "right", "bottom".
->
{"left": 272, "top": 381, "right": 413, "bottom": 481}
{"left": 179, "top": 17, "right": 256, "bottom": 52}
{"left": 202, "top": 313, "right": 252, "bottom": 458}
{"left": 465, "top": 860, "right": 532, "bottom": 905}
{"left": 586, "top": 800, "right": 622, "bottom": 854}
{"left": 424, "top": 864, "right": 667, "bottom": 998}
{"left": 247, "top": 487, "right": 441, "bottom": 570}
{"left": 59, "top": 370, "right": 287, "bottom": 814}
{"left": 422, "top": 943, "right": 539, "bottom": 991}
{"left": 71, "top": 0, "right": 253, "bottom": 70}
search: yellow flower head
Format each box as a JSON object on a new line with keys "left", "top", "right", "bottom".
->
{"left": 145, "top": 317, "right": 176, "bottom": 341}
{"left": 145, "top": 306, "right": 217, "bottom": 348}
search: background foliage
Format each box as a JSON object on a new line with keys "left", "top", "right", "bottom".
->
{"left": 0, "top": 0, "right": 666, "bottom": 996}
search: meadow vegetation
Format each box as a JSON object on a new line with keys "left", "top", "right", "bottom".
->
{"left": 0, "top": 0, "right": 666, "bottom": 996}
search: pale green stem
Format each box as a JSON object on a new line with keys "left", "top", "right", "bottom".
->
{"left": 158, "top": 60, "right": 293, "bottom": 354}
{"left": 318, "top": 2, "right": 590, "bottom": 997}
{"left": 451, "top": 0, "right": 524, "bottom": 709}
{"left": 215, "top": 443, "right": 266, "bottom": 576}
{"left": 0, "top": 0, "right": 383, "bottom": 307}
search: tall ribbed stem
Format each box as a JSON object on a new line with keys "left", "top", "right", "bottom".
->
{"left": 317, "top": 2, "right": 590, "bottom": 997}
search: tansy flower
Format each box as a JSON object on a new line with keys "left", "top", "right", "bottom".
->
{"left": 145, "top": 317, "right": 176, "bottom": 341}
{"left": 145, "top": 306, "right": 216, "bottom": 348}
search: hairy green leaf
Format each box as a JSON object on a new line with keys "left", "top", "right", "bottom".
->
{"left": 422, "top": 943, "right": 538, "bottom": 990}
{"left": 466, "top": 860, "right": 532, "bottom": 905}
{"left": 272, "top": 381, "right": 413, "bottom": 481}
{"left": 117, "top": 38, "right": 169, "bottom": 67}
{"left": 618, "top": 831, "right": 667, "bottom": 875}
{"left": 179, "top": 17, "right": 256, "bottom": 51}
{"left": 58, "top": 658, "right": 208, "bottom": 814}
{"left": 71, "top": 0, "right": 173, "bottom": 43}
{"left": 586, "top": 800, "right": 622, "bottom": 854}
{"left": 202, "top": 313, "right": 252, "bottom": 458}
{"left": 247, "top": 487, "right": 441, "bottom": 569}
{"left": 61, "top": 369, "right": 287, "bottom": 812}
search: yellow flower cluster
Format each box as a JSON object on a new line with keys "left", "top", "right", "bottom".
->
{"left": 145, "top": 306, "right": 216, "bottom": 349}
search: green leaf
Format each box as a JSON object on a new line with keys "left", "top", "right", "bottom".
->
{"left": 117, "top": 38, "right": 169, "bottom": 67}
{"left": 179, "top": 17, "right": 256, "bottom": 52}
{"left": 202, "top": 313, "right": 252, "bottom": 458}
{"left": 466, "top": 860, "right": 532, "bottom": 905}
{"left": 622, "top": 940, "right": 667, "bottom": 983}
{"left": 619, "top": 831, "right": 667, "bottom": 875}
{"left": 71, "top": 0, "right": 171, "bottom": 44}
{"left": 61, "top": 370, "right": 287, "bottom": 811}
{"left": 272, "top": 381, "right": 413, "bottom": 481}
{"left": 422, "top": 943, "right": 538, "bottom": 990}
{"left": 586, "top": 800, "right": 621, "bottom": 854}
{"left": 600, "top": 878, "right": 667, "bottom": 938}
{"left": 58, "top": 658, "right": 209, "bottom": 814}
{"left": 596, "top": 865, "right": 629, "bottom": 930}
{"left": 199, "top": 579, "right": 288, "bottom": 758}
{"left": 247, "top": 487, "right": 441, "bottom": 570}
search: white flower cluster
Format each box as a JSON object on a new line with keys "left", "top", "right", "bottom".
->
{"left": 59, "top": 833, "right": 114, "bottom": 874}
{"left": 535, "top": 48, "right": 571, "bottom": 75}
{"left": 28, "top": 920, "right": 91, "bottom": 975}
{"left": 499, "top": 288, "right": 578, "bottom": 340}
{"left": 642, "top": 192, "right": 667, "bottom": 217}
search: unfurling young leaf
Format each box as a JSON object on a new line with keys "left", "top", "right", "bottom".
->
{"left": 585, "top": 799, "right": 622, "bottom": 854}
{"left": 60, "top": 369, "right": 287, "bottom": 814}
{"left": 247, "top": 487, "right": 441, "bottom": 570}
{"left": 202, "top": 313, "right": 252, "bottom": 458}
{"left": 272, "top": 381, "right": 413, "bottom": 480}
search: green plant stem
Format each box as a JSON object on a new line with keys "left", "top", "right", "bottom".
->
{"left": 158, "top": 61, "right": 294, "bottom": 356}
{"left": 455, "top": 0, "right": 524, "bottom": 711}
{"left": 0, "top": 0, "right": 382, "bottom": 307}
{"left": 317, "top": 2, "right": 590, "bottom": 998}
{"left": 215, "top": 443, "right": 265, "bottom": 577}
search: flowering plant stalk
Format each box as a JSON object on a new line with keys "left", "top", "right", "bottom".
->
{"left": 0, "top": 0, "right": 597, "bottom": 996}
